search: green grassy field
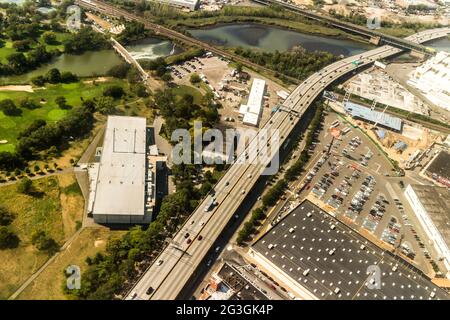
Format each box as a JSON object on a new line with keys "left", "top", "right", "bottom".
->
{"left": 0, "top": 79, "right": 125, "bottom": 152}
{"left": 171, "top": 84, "right": 204, "bottom": 105}
{"left": 0, "top": 174, "right": 84, "bottom": 299}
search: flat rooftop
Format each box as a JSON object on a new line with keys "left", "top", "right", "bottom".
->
{"left": 409, "top": 185, "right": 450, "bottom": 249}
{"left": 426, "top": 150, "right": 450, "bottom": 181}
{"left": 344, "top": 102, "right": 402, "bottom": 131}
{"left": 93, "top": 116, "right": 147, "bottom": 216}
{"left": 217, "top": 263, "right": 268, "bottom": 300}
{"left": 252, "top": 200, "right": 449, "bottom": 300}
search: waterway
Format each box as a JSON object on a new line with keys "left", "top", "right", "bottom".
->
{"left": 188, "top": 23, "right": 374, "bottom": 56}
{"left": 0, "top": 37, "right": 178, "bottom": 84}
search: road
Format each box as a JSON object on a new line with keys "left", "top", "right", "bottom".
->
{"left": 124, "top": 27, "right": 450, "bottom": 300}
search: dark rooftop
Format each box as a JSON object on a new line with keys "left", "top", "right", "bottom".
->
{"left": 217, "top": 263, "right": 268, "bottom": 300}
{"left": 252, "top": 200, "right": 449, "bottom": 300}
{"left": 426, "top": 150, "right": 450, "bottom": 181}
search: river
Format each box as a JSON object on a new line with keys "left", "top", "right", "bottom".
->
{"left": 188, "top": 23, "right": 374, "bottom": 56}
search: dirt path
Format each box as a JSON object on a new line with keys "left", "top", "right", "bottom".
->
{"left": 0, "top": 85, "right": 34, "bottom": 92}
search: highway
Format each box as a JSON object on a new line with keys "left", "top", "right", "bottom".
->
{"left": 123, "top": 26, "right": 450, "bottom": 300}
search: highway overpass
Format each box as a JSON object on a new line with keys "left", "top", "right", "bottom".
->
{"left": 124, "top": 27, "right": 450, "bottom": 300}
{"left": 252, "top": 0, "right": 437, "bottom": 55}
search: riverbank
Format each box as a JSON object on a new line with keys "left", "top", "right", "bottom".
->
{"left": 172, "top": 16, "right": 369, "bottom": 45}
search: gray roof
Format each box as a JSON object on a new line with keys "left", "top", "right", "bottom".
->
{"left": 93, "top": 116, "right": 147, "bottom": 216}
{"left": 252, "top": 200, "right": 449, "bottom": 300}
{"left": 409, "top": 185, "right": 450, "bottom": 249}
{"left": 344, "top": 102, "right": 402, "bottom": 131}
{"left": 426, "top": 150, "right": 450, "bottom": 181}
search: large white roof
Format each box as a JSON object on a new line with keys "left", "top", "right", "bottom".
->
{"left": 93, "top": 116, "right": 147, "bottom": 216}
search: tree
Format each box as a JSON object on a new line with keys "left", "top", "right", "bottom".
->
{"left": 42, "top": 31, "right": 57, "bottom": 45}
{"left": 0, "top": 99, "right": 22, "bottom": 116}
{"left": 46, "top": 68, "right": 61, "bottom": 84}
{"left": 161, "top": 73, "right": 173, "bottom": 83}
{"left": 235, "top": 63, "right": 243, "bottom": 73}
{"left": 103, "top": 85, "right": 125, "bottom": 99}
{"left": 60, "top": 71, "right": 78, "bottom": 83}
{"left": 107, "top": 63, "right": 130, "bottom": 79}
{"left": 31, "top": 230, "right": 59, "bottom": 254}
{"left": 0, "top": 206, "right": 14, "bottom": 226}
{"left": 0, "top": 226, "right": 19, "bottom": 249}
{"left": 55, "top": 96, "right": 68, "bottom": 109}
{"left": 96, "top": 96, "right": 116, "bottom": 115}
{"left": 17, "top": 177, "right": 32, "bottom": 194}
{"left": 190, "top": 73, "right": 201, "bottom": 84}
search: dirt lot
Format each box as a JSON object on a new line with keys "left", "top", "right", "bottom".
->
{"left": 170, "top": 54, "right": 289, "bottom": 131}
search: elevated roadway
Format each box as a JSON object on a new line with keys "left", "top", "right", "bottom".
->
{"left": 125, "top": 27, "right": 450, "bottom": 300}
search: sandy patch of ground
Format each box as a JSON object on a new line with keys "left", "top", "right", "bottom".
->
{"left": 57, "top": 174, "right": 84, "bottom": 240}
{"left": 83, "top": 77, "right": 111, "bottom": 84}
{"left": 0, "top": 85, "right": 34, "bottom": 92}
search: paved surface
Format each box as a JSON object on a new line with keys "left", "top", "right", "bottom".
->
{"left": 123, "top": 28, "right": 450, "bottom": 300}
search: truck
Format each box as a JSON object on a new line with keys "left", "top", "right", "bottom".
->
{"left": 204, "top": 196, "right": 218, "bottom": 212}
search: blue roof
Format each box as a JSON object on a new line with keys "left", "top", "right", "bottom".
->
{"left": 394, "top": 141, "right": 408, "bottom": 151}
{"left": 344, "top": 102, "right": 402, "bottom": 131}
{"left": 376, "top": 129, "right": 386, "bottom": 139}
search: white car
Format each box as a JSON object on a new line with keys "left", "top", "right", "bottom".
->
{"left": 156, "top": 259, "right": 164, "bottom": 266}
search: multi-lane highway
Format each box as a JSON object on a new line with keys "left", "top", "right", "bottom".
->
{"left": 124, "top": 26, "right": 450, "bottom": 300}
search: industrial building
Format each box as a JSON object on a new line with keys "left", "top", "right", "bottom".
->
{"left": 344, "top": 102, "right": 403, "bottom": 132}
{"left": 158, "top": 0, "right": 199, "bottom": 10}
{"left": 404, "top": 184, "right": 450, "bottom": 278}
{"left": 249, "top": 200, "right": 448, "bottom": 300}
{"left": 239, "top": 78, "right": 266, "bottom": 126}
{"left": 91, "top": 116, "right": 155, "bottom": 224}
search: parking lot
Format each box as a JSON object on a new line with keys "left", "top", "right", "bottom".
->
{"left": 169, "top": 54, "right": 288, "bottom": 130}
{"left": 297, "top": 112, "right": 436, "bottom": 272}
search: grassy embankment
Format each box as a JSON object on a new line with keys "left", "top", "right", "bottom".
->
{"left": 0, "top": 174, "right": 84, "bottom": 299}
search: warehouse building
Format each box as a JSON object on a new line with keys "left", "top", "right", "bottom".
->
{"left": 344, "top": 102, "right": 402, "bottom": 132}
{"left": 404, "top": 184, "right": 450, "bottom": 278}
{"left": 239, "top": 78, "right": 266, "bottom": 127}
{"left": 249, "top": 200, "right": 448, "bottom": 300}
{"left": 158, "top": 0, "right": 199, "bottom": 10}
{"left": 91, "top": 116, "right": 154, "bottom": 224}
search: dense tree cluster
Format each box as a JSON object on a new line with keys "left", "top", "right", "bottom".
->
{"left": 32, "top": 68, "right": 78, "bottom": 86}
{"left": 234, "top": 47, "right": 337, "bottom": 81}
{"left": 31, "top": 230, "right": 59, "bottom": 254}
{"left": 63, "top": 27, "right": 110, "bottom": 54}
{"left": 116, "top": 21, "right": 150, "bottom": 45}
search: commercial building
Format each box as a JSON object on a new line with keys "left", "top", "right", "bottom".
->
{"left": 424, "top": 150, "right": 450, "bottom": 187}
{"left": 240, "top": 78, "right": 266, "bottom": 127}
{"left": 407, "top": 51, "right": 450, "bottom": 111}
{"left": 249, "top": 200, "right": 448, "bottom": 299}
{"left": 91, "top": 116, "right": 154, "bottom": 224}
{"left": 344, "top": 102, "right": 403, "bottom": 132}
{"left": 158, "top": 0, "right": 199, "bottom": 10}
{"left": 404, "top": 184, "right": 450, "bottom": 278}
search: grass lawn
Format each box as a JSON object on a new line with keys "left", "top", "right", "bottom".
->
{"left": 0, "top": 174, "right": 84, "bottom": 299}
{"left": 0, "top": 78, "right": 126, "bottom": 152}
{"left": 171, "top": 84, "right": 204, "bottom": 105}
{"left": 16, "top": 227, "right": 125, "bottom": 300}
{"left": 0, "top": 40, "right": 17, "bottom": 64}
